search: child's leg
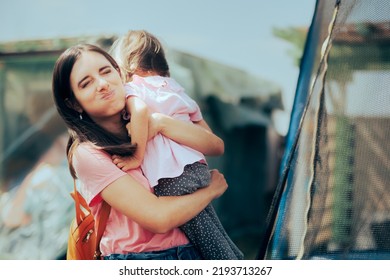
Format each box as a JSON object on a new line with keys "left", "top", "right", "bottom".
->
{"left": 203, "top": 203, "right": 244, "bottom": 259}
{"left": 154, "top": 162, "right": 244, "bottom": 260}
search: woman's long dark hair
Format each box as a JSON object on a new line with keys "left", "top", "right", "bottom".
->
{"left": 52, "top": 44, "right": 136, "bottom": 178}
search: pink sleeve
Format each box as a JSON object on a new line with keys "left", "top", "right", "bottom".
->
{"left": 73, "top": 144, "right": 126, "bottom": 206}
{"left": 180, "top": 92, "right": 203, "bottom": 122}
{"left": 189, "top": 103, "right": 203, "bottom": 122}
{"left": 124, "top": 83, "right": 143, "bottom": 99}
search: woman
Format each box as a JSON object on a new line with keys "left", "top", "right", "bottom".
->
{"left": 51, "top": 43, "right": 228, "bottom": 260}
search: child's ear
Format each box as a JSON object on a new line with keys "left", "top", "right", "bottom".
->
{"left": 65, "top": 98, "right": 83, "bottom": 113}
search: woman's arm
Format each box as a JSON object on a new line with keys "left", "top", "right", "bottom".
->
{"left": 101, "top": 169, "right": 227, "bottom": 233}
{"left": 149, "top": 113, "right": 224, "bottom": 156}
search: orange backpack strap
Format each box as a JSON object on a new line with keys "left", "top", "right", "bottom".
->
{"left": 72, "top": 179, "right": 111, "bottom": 259}
{"left": 94, "top": 199, "right": 111, "bottom": 259}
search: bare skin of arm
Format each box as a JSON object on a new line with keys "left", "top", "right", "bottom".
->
{"left": 100, "top": 169, "right": 227, "bottom": 234}
{"left": 149, "top": 113, "right": 224, "bottom": 156}
{"left": 112, "top": 96, "right": 148, "bottom": 171}
{"left": 113, "top": 112, "right": 224, "bottom": 170}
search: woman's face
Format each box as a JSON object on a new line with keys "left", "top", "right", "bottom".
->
{"left": 70, "top": 51, "right": 126, "bottom": 123}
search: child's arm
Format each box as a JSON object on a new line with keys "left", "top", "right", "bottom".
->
{"left": 149, "top": 113, "right": 224, "bottom": 156}
{"left": 113, "top": 96, "right": 149, "bottom": 171}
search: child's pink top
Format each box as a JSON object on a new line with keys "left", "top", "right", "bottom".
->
{"left": 73, "top": 143, "right": 189, "bottom": 256}
{"left": 125, "top": 75, "right": 206, "bottom": 187}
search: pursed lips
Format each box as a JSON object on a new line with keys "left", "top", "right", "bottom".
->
{"left": 100, "top": 89, "right": 115, "bottom": 100}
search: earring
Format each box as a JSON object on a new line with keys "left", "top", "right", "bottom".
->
{"left": 79, "top": 113, "right": 83, "bottom": 120}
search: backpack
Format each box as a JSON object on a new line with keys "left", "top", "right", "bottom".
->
{"left": 66, "top": 179, "right": 111, "bottom": 260}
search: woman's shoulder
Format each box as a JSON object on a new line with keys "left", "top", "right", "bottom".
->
{"left": 73, "top": 142, "right": 144, "bottom": 182}
{"left": 72, "top": 142, "right": 113, "bottom": 172}
{"left": 73, "top": 143, "right": 128, "bottom": 190}
{"left": 74, "top": 142, "right": 110, "bottom": 161}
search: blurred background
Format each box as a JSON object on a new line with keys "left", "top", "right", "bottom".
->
{"left": 0, "top": 0, "right": 316, "bottom": 259}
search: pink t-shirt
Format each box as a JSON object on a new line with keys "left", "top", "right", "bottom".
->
{"left": 125, "top": 75, "right": 206, "bottom": 187}
{"left": 73, "top": 143, "right": 189, "bottom": 256}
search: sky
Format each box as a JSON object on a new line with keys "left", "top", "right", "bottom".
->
{"left": 1, "top": 0, "right": 317, "bottom": 134}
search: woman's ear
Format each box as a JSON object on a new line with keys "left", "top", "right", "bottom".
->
{"left": 65, "top": 98, "right": 83, "bottom": 113}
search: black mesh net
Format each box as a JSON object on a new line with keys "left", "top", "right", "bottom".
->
{"left": 259, "top": 0, "right": 390, "bottom": 259}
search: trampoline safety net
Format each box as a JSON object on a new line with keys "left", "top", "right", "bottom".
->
{"left": 259, "top": 0, "right": 390, "bottom": 260}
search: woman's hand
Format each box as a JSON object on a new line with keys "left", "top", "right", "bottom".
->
{"left": 207, "top": 169, "right": 228, "bottom": 199}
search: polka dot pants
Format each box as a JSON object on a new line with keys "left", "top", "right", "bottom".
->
{"left": 155, "top": 162, "right": 244, "bottom": 260}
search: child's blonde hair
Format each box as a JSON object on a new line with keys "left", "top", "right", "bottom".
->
{"left": 110, "top": 30, "right": 170, "bottom": 82}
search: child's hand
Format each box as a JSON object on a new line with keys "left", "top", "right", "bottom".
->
{"left": 112, "top": 154, "right": 141, "bottom": 171}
